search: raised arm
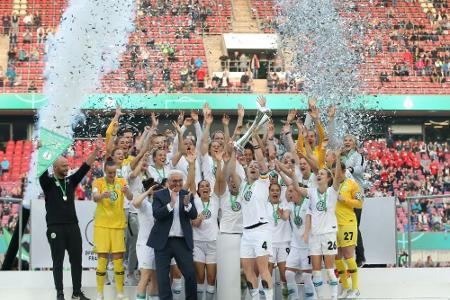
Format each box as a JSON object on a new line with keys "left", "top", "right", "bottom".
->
{"left": 233, "top": 104, "right": 245, "bottom": 138}
{"left": 105, "top": 106, "right": 124, "bottom": 156}
{"left": 252, "top": 131, "right": 268, "bottom": 174}
{"left": 333, "top": 148, "right": 344, "bottom": 191}
{"left": 183, "top": 152, "right": 197, "bottom": 193}
{"left": 132, "top": 185, "right": 156, "bottom": 209}
{"left": 191, "top": 110, "right": 203, "bottom": 150}
{"left": 171, "top": 121, "right": 186, "bottom": 167}
{"left": 326, "top": 105, "right": 338, "bottom": 150}
{"left": 130, "top": 133, "right": 151, "bottom": 171}
{"left": 213, "top": 151, "right": 226, "bottom": 196}
{"left": 200, "top": 111, "right": 213, "bottom": 156}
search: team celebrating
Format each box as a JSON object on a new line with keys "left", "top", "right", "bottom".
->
{"left": 40, "top": 96, "right": 366, "bottom": 300}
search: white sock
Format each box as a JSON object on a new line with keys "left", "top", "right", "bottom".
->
{"left": 250, "top": 288, "right": 260, "bottom": 300}
{"left": 206, "top": 285, "right": 215, "bottom": 300}
{"left": 285, "top": 270, "right": 299, "bottom": 300}
{"left": 326, "top": 268, "right": 338, "bottom": 298}
{"left": 312, "top": 270, "right": 324, "bottom": 299}
{"left": 263, "top": 287, "right": 273, "bottom": 299}
{"left": 302, "top": 272, "right": 315, "bottom": 299}
{"left": 172, "top": 278, "right": 182, "bottom": 298}
{"left": 197, "top": 283, "right": 205, "bottom": 300}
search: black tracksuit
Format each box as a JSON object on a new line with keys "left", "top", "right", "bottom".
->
{"left": 39, "top": 163, "right": 90, "bottom": 293}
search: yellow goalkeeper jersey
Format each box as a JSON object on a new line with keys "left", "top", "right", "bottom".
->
{"left": 335, "top": 178, "right": 363, "bottom": 225}
{"left": 92, "top": 177, "right": 128, "bottom": 229}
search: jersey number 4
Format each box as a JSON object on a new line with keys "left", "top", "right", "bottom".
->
{"left": 327, "top": 241, "right": 337, "bottom": 251}
{"left": 344, "top": 232, "right": 354, "bottom": 241}
{"left": 262, "top": 242, "right": 267, "bottom": 250}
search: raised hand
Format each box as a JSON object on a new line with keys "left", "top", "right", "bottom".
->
{"left": 237, "top": 103, "right": 245, "bottom": 118}
{"left": 204, "top": 112, "right": 213, "bottom": 125}
{"left": 202, "top": 102, "right": 211, "bottom": 116}
{"left": 257, "top": 95, "right": 267, "bottom": 108}
{"left": 310, "top": 105, "right": 320, "bottom": 120}
{"left": 267, "top": 122, "right": 275, "bottom": 140}
{"left": 172, "top": 120, "right": 182, "bottom": 135}
{"left": 222, "top": 114, "right": 230, "bottom": 126}
{"left": 213, "top": 150, "right": 224, "bottom": 161}
{"left": 190, "top": 110, "right": 199, "bottom": 123}
{"left": 177, "top": 111, "right": 185, "bottom": 126}
{"left": 308, "top": 97, "right": 317, "bottom": 110}
{"left": 286, "top": 109, "right": 297, "bottom": 124}
{"left": 151, "top": 112, "right": 159, "bottom": 128}
{"left": 115, "top": 105, "right": 125, "bottom": 118}
{"left": 121, "top": 185, "right": 129, "bottom": 194}
{"left": 183, "top": 192, "right": 192, "bottom": 206}
{"left": 186, "top": 152, "right": 197, "bottom": 164}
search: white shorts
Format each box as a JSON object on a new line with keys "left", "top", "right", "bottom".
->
{"left": 241, "top": 224, "right": 273, "bottom": 259}
{"left": 194, "top": 240, "right": 217, "bottom": 264}
{"left": 286, "top": 247, "right": 311, "bottom": 270}
{"left": 136, "top": 244, "right": 155, "bottom": 270}
{"left": 269, "top": 243, "right": 290, "bottom": 264}
{"left": 309, "top": 232, "right": 338, "bottom": 256}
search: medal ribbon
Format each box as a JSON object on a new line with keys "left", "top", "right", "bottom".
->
{"left": 242, "top": 182, "right": 254, "bottom": 197}
{"left": 201, "top": 199, "right": 210, "bottom": 214}
{"left": 152, "top": 165, "right": 166, "bottom": 181}
{"left": 316, "top": 189, "right": 328, "bottom": 212}
{"left": 272, "top": 202, "right": 280, "bottom": 225}
{"left": 230, "top": 194, "right": 238, "bottom": 210}
{"left": 54, "top": 176, "right": 67, "bottom": 201}
{"left": 104, "top": 177, "right": 117, "bottom": 202}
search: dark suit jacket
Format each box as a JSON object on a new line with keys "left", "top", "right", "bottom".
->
{"left": 147, "top": 188, "right": 198, "bottom": 251}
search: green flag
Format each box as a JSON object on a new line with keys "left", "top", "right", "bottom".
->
{"left": 37, "top": 128, "right": 73, "bottom": 177}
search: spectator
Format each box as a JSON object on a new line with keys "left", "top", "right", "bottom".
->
{"left": 267, "top": 72, "right": 279, "bottom": 91}
{"left": 240, "top": 70, "right": 251, "bottom": 91}
{"left": 9, "top": 32, "right": 17, "bottom": 48}
{"left": 239, "top": 53, "right": 248, "bottom": 72}
{"left": 33, "top": 11, "right": 41, "bottom": 28}
{"left": 196, "top": 68, "right": 206, "bottom": 88}
{"left": 6, "top": 66, "right": 16, "bottom": 88}
{"left": 380, "top": 71, "right": 390, "bottom": 85}
{"left": 23, "top": 12, "right": 33, "bottom": 30}
{"left": 28, "top": 81, "right": 37, "bottom": 92}
{"left": 7, "top": 47, "right": 17, "bottom": 65}
{"left": 18, "top": 48, "right": 29, "bottom": 62}
{"left": 221, "top": 68, "right": 230, "bottom": 89}
{"left": 140, "top": 47, "right": 150, "bottom": 69}
{"left": 250, "top": 54, "right": 260, "bottom": 79}
{"left": 194, "top": 57, "right": 203, "bottom": 70}
{"left": 23, "top": 29, "right": 33, "bottom": 44}
{"left": 11, "top": 12, "right": 19, "bottom": 35}
{"left": 30, "top": 48, "right": 40, "bottom": 61}
{"left": 37, "top": 26, "right": 45, "bottom": 44}
{"left": 1, "top": 158, "right": 9, "bottom": 173}
{"left": 162, "top": 65, "right": 171, "bottom": 84}
{"left": 2, "top": 14, "right": 11, "bottom": 35}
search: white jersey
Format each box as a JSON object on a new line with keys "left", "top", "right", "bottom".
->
{"left": 127, "top": 172, "right": 145, "bottom": 213}
{"left": 298, "top": 173, "right": 317, "bottom": 189}
{"left": 172, "top": 155, "right": 202, "bottom": 185}
{"left": 218, "top": 189, "right": 243, "bottom": 234}
{"left": 147, "top": 164, "right": 171, "bottom": 183}
{"left": 306, "top": 187, "right": 338, "bottom": 235}
{"left": 200, "top": 154, "right": 217, "bottom": 190}
{"left": 134, "top": 199, "right": 154, "bottom": 246}
{"left": 193, "top": 194, "right": 219, "bottom": 241}
{"left": 267, "top": 199, "right": 292, "bottom": 246}
{"left": 285, "top": 198, "right": 310, "bottom": 249}
{"left": 239, "top": 174, "right": 270, "bottom": 228}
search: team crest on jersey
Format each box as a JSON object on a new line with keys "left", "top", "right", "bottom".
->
{"left": 231, "top": 202, "right": 241, "bottom": 212}
{"left": 202, "top": 210, "right": 212, "bottom": 219}
{"left": 243, "top": 190, "right": 252, "bottom": 202}
{"left": 294, "top": 216, "right": 303, "bottom": 227}
{"left": 109, "top": 191, "right": 118, "bottom": 201}
{"left": 316, "top": 200, "right": 326, "bottom": 211}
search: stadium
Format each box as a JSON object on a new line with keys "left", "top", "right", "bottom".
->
{"left": 0, "top": 0, "right": 449, "bottom": 299}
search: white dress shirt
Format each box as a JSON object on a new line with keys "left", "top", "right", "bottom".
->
{"left": 167, "top": 189, "right": 192, "bottom": 237}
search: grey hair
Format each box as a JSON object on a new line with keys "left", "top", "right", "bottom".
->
{"left": 167, "top": 169, "right": 184, "bottom": 180}
{"left": 344, "top": 134, "right": 358, "bottom": 148}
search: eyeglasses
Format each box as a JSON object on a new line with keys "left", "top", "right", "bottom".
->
{"left": 170, "top": 179, "right": 183, "bottom": 183}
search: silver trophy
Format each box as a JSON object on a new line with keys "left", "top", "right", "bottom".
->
{"left": 234, "top": 104, "right": 272, "bottom": 153}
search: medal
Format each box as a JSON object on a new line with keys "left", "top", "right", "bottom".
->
{"left": 54, "top": 176, "right": 68, "bottom": 201}
{"left": 316, "top": 189, "right": 328, "bottom": 212}
{"left": 105, "top": 177, "right": 118, "bottom": 203}
{"left": 230, "top": 195, "right": 241, "bottom": 212}
{"left": 293, "top": 199, "right": 305, "bottom": 227}
{"left": 202, "top": 199, "right": 211, "bottom": 219}
{"left": 242, "top": 182, "right": 254, "bottom": 202}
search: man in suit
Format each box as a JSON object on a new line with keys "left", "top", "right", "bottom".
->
{"left": 148, "top": 170, "right": 198, "bottom": 300}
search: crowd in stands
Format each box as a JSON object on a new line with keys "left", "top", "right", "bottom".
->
{"left": 364, "top": 137, "right": 450, "bottom": 232}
